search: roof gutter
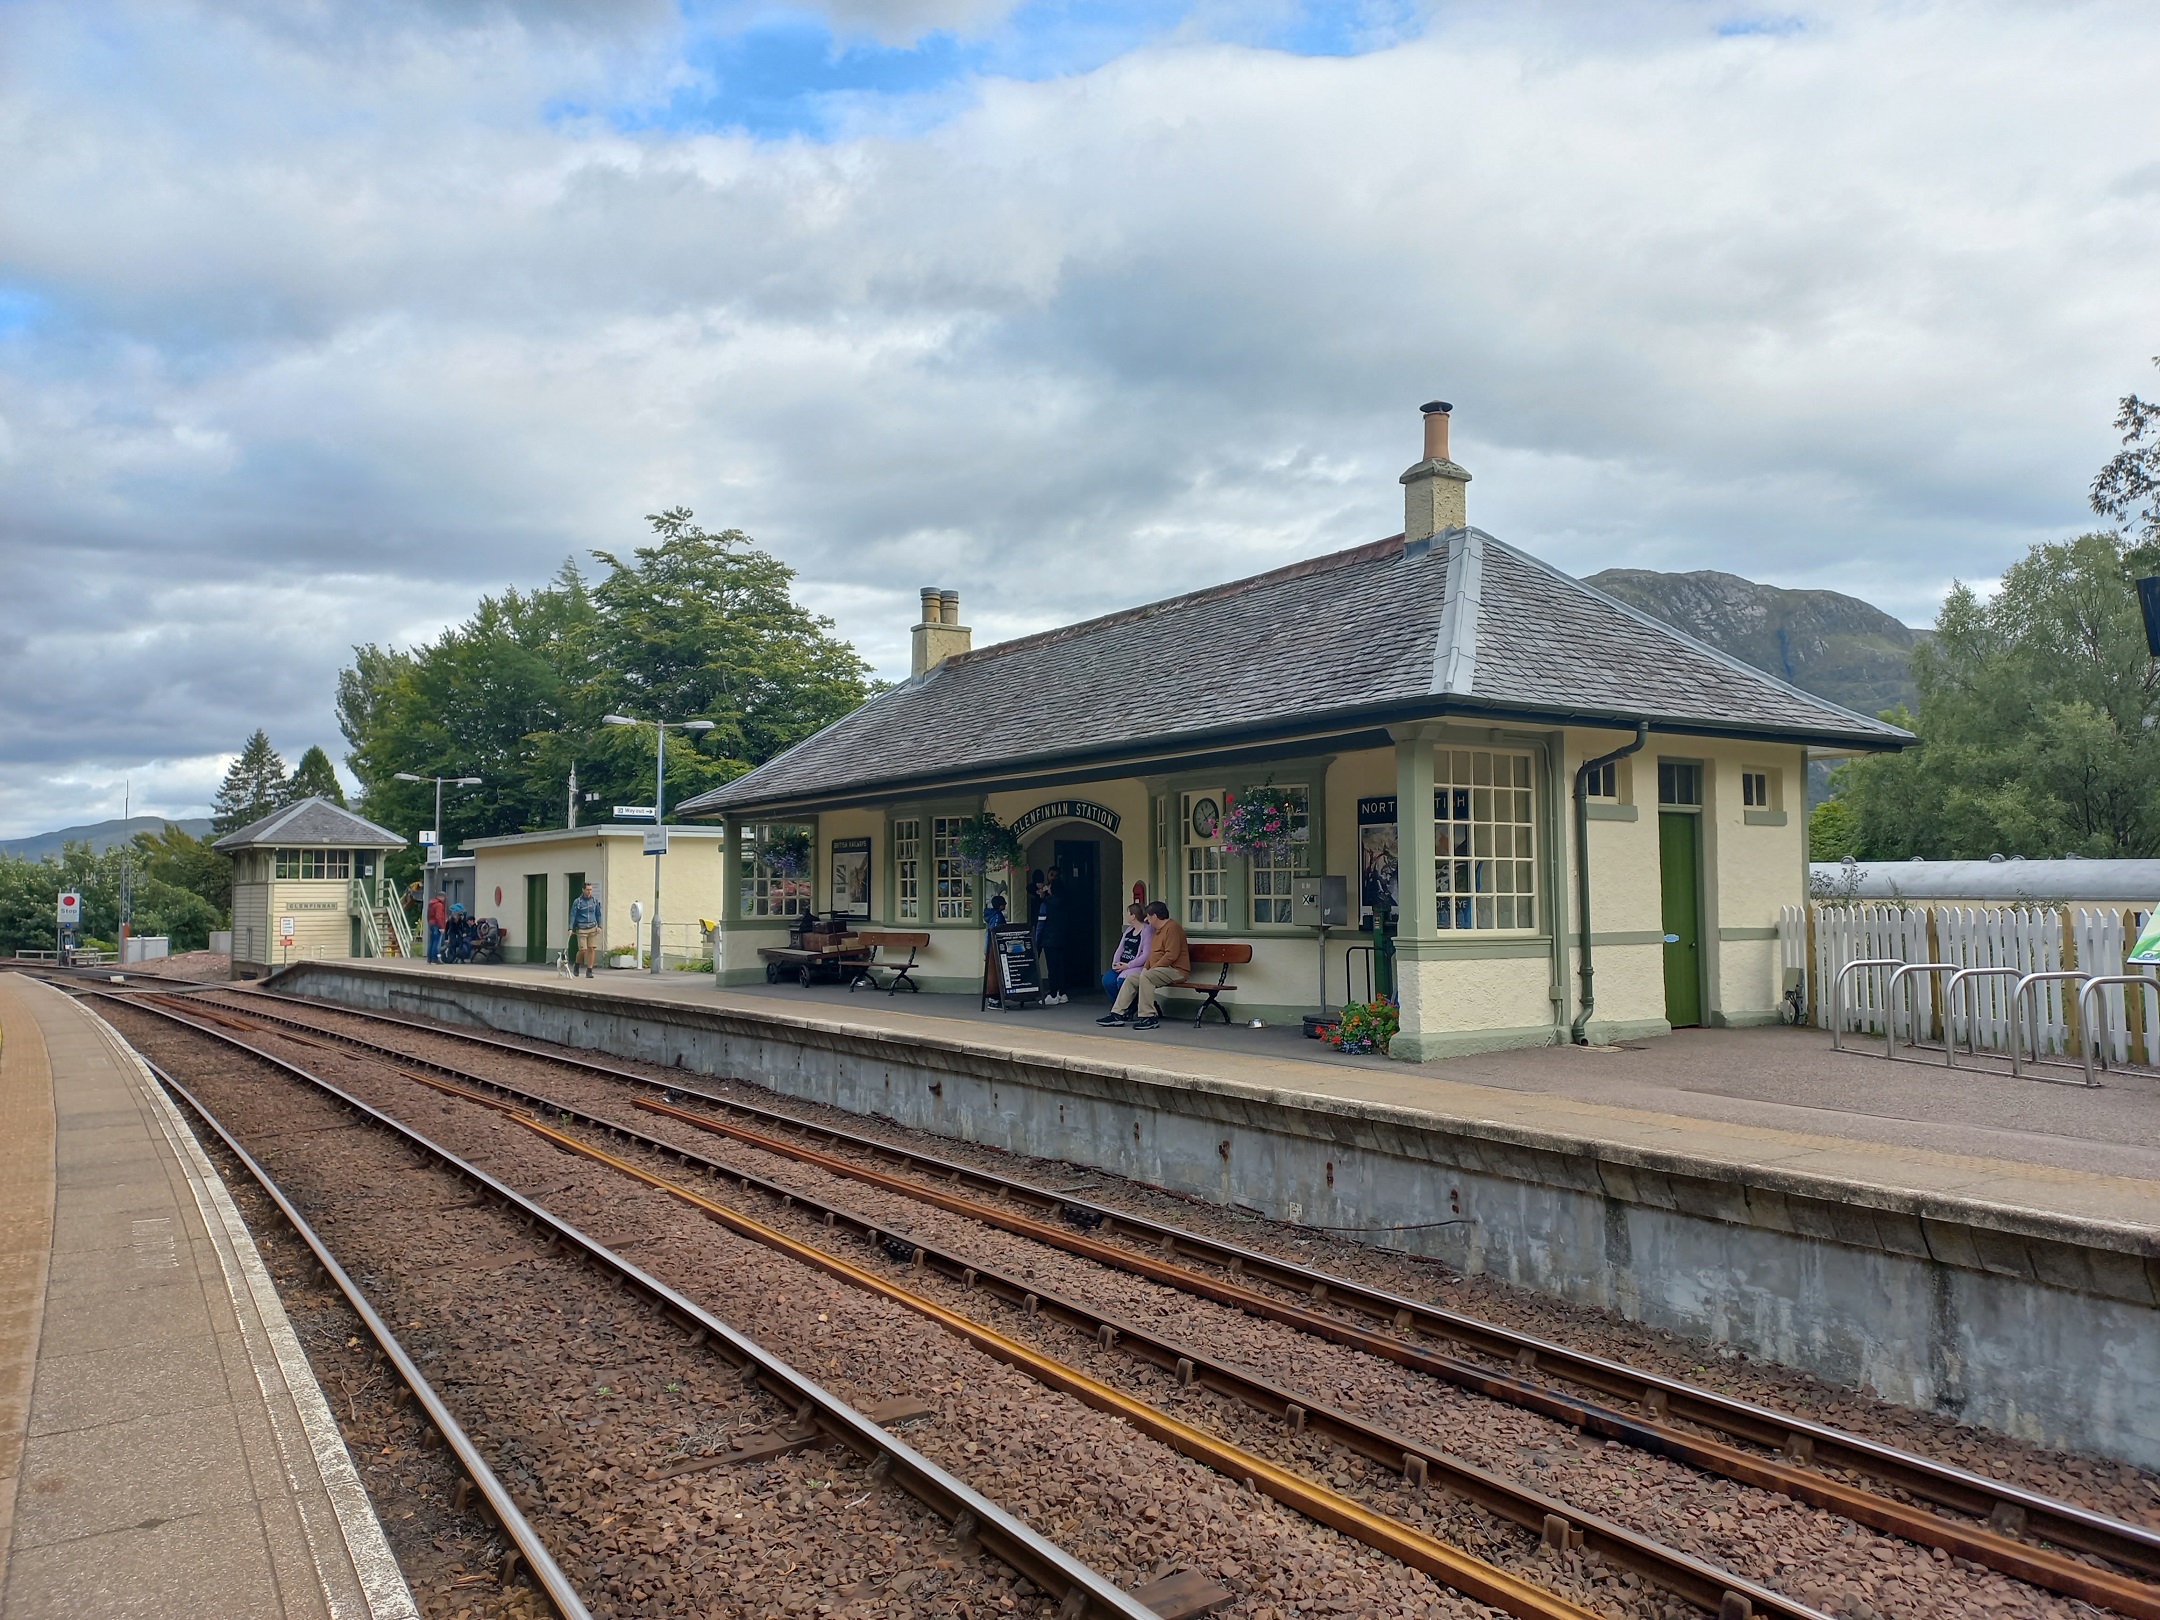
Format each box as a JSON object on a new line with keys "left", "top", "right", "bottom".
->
{"left": 1569, "top": 721, "right": 1650, "bottom": 1046}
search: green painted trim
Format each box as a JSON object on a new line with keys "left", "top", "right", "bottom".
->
{"left": 1743, "top": 809, "right": 1788, "bottom": 827}
{"left": 1581, "top": 1015, "right": 1673, "bottom": 1044}
{"left": 1395, "top": 934, "right": 1550, "bottom": 961}
{"left": 1388, "top": 1022, "right": 1556, "bottom": 1061}
{"left": 1565, "top": 929, "right": 1666, "bottom": 947}
{"left": 1718, "top": 925, "right": 1779, "bottom": 941}
{"left": 1709, "top": 1009, "right": 1782, "bottom": 1028}
{"left": 718, "top": 966, "right": 768, "bottom": 987}
{"left": 1584, "top": 802, "right": 1638, "bottom": 822}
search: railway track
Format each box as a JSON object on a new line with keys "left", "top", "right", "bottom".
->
{"left": 198, "top": 986, "right": 2160, "bottom": 1593}
{"left": 96, "top": 983, "right": 2160, "bottom": 1620}
{"left": 101, "top": 987, "right": 1816, "bottom": 1620}
{"left": 87, "top": 996, "right": 1165, "bottom": 1620}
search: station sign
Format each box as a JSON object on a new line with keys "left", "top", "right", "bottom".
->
{"left": 642, "top": 826, "right": 670, "bottom": 857}
{"left": 56, "top": 891, "right": 81, "bottom": 927}
{"left": 278, "top": 916, "right": 297, "bottom": 945}
{"left": 613, "top": 805, "right": 656, "bottom": 820}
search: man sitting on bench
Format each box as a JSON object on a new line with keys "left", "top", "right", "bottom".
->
{"left": 1099, "top": 901, "right": 1187, "bottom": 1031}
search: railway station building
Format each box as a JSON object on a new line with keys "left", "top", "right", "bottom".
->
{"left": 462, "top": 823, "right": 731, "bottom": 966}
{"left": 214, "top": 796, "right": 408, "bottom": 978}
{"left": 678, "top": 407, "right": 1911, "bottom": 1057}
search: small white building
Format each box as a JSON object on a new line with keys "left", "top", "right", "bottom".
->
{"left": 462, "top": 824, "right": 731, "bottom": 966}
{"left": 215, "top": 798, "right": 409, "bottom": 979}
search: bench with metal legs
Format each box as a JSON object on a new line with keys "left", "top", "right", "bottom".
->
{"left": 1940, "top": 965, "right": 2023, "bottom": 1067}
{"left": 2078, "top": 973, "right": 2160, "bottom": 1087}
{"left": 1830, "top": 958, "right": 1905, "bottom": 1052}
{"left": 2009, "top": 970, "right": 2095, "bottom": 1084}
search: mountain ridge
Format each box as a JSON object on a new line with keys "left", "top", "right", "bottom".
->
{"left": 0, "top": 815, "right": 215, "bottom": 860}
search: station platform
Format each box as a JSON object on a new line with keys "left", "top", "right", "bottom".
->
{"left": 0, "top": 972, "right": 415, "bottom": 1619}
{"left": 281, "top": 958, "right": 2160, "bottom": 1232}
{"left": 266, "top": 957, "right": 2160, "bottom": 1469}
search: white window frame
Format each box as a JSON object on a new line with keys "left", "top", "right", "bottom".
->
{"left": 931, "top": 815, "right": 974, "bottom": 922}
{"left": 741, "top": 823, "right": 812, "bottom": 919}
{"left": 893, "top": 818, "right": 922, "bottom": 921}
{"left": 1246, "top": 784, "right": 1311, "bottom": 927}
{"left": 1181, "top": 789, "right": 1228, "bottom": 929}
{"left": 275, "top": 848, "right": 350, "bottom": 881}
{"left": 1433, "top": 749, "right": 1538, "bottom": 933}
{"left": 1741, "top": 767, "right": 1778, "bottom": 811}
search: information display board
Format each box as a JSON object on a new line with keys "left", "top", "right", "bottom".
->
{"left": 983, "top": 923, "right": 1043, "bottom": 1010}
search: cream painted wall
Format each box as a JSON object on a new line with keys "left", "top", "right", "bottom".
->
{"left": 1396, "top": 953, "right": 1553, "bottom": 1049}
{"left": 1705, "top": 746, "right": 1805, "bottom": 1020}
{"left": 472, "top": 831, "right": 730, "bottom": 963}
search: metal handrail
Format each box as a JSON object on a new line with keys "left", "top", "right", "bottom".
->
{"left": 1882, "top": 963, "right": 1960, "bottom": 1057}
{"left": 2009, "top": 970, "right": 2093, "bottom": 1083}
{"left": 1940, "top": 966, "right": 2024, "bottom": 1067}
{"left": 1343, "top": 945, "right": 1375, "bottom": 1009}
{"left": 2079, "top": 973, "right": 2160, "bottom": 1087}
{"left": 1830, "top": 958, "right": 1905, "bottom": 1050}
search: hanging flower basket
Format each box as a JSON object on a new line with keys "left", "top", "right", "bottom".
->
{"left": 954, "top": 811, "right": 1023, "bottom": 877}
{"left": 762, "top": 827, "right": 813, "bottom": 880}
{"left": 1220, "top": 785, "right": 1305, "bottom": 863}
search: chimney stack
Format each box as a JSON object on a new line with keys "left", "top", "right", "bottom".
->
{"left": 910, "top": 586, "right": 972, "bottom": 676}
{"left": 1401, "top": 399, "right": 1471, "bottom": 544}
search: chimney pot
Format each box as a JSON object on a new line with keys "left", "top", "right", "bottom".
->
{"left": 910, "top": 586, "right": 971, "bottom": 676}
{"left": 1401, "top": 397, "right": 1470, "bottom": 543}
{"left": 940, "top": 589, "right": 960, "bottom": 625}
{"left": 919, "top": 587, "right": 941, "bottom": 625}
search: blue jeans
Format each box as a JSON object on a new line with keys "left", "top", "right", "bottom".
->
{"left": 427, "top": 924, "right": 442, "bottom": 963}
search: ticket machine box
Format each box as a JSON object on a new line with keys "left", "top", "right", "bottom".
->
{"left": 1292, "top": 876, "right": 1349, "bottom": 928}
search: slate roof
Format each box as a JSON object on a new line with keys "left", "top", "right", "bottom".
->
{"left": 212, "top": 797, "right": 405, "bottom": 851}
{"left": 680, "top": 529, "right": 1912, "bottom": 816}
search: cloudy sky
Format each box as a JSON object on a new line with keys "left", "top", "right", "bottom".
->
{"left": 2, "top": 0, "right": 2156, "bottom": 837}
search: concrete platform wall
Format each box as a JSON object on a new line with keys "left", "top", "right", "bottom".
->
{"left": 276, "top": 963, "right": 2160, "bottom": 1469}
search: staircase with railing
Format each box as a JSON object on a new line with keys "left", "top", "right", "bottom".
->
{"left": 349, "top": 876, "right": 417, "bottom": 959}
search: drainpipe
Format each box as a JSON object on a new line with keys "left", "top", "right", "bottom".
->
{"left": 1570, "top": 721, "right": 1650, "bottom": 1045}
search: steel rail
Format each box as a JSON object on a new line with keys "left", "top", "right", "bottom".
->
{"left": 105, "top": 996, "right": 1160, "bottom": 1620}
{"left": 140, "top": 993, "right": 1801, "bottom": 1620}
{"left": 364, "top": 1055, "right": 1827, "bottom": 1620}
{"left": 507, "top": 1110, "right": 1623, "bottom": 1620}
{"left": 143, "top": 1060, "right": 595, "bottom": 1620}
{"left": 224, "top": 987, "right": 2160, "bottom": 1581}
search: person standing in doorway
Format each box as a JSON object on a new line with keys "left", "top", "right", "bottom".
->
{"left": 425, "top": 889, "right": 448, "bottom": 963}
{"left": 1099, "top": 900, "right": 1187, "bottom": 1029}
{"left": 568, "top": 882, "right": 603, "bottom": 978}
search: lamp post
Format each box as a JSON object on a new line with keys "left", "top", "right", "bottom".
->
{"left": 602, "top": 715, "right": 714, "bottom": 972}
{"left": 393, "top": 772, "right": 483, "bottom": 906}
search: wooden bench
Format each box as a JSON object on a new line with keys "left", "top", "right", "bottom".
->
{"left": 848, "top": 931, "right": 931, "bottom": 995}
{"left": 1168, "top": 942, "right": 1252, "bottom": 1026}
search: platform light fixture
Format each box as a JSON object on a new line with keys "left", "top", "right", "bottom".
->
{"left": 603, "top": 715, "right": 716, "bottom": 971}
{"left": 393, "top": 772, "right": 484, "bottom": 904}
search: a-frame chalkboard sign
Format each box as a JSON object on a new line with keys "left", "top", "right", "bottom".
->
{"left": 983, "top": 924, "right": 1044, "bottom": 1011}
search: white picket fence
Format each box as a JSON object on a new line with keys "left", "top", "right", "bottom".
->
{"left": 1801, "top": 902, "right": 2157, "bottom": 1064}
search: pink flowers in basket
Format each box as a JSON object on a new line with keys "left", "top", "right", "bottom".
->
{"left": 1219, "top": 786, "right": 1304, "bottom": 862}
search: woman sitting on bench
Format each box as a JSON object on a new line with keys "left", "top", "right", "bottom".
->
{"left": 1099, "top": 901, "right": 1187, "bottom": 1030}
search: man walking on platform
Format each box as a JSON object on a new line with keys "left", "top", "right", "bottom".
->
{"left": 569, "top": 882, "right": 603, "bottom": 978}
{"left": 425, "top": 890, "right": 447, "bottom": 963}
{"left": 1099, "top": 900, "right": 1187, "bottom": 1030}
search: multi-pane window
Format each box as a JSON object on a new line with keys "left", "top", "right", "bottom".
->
{"left": 1658, "top": 761, "right": 1702, "bottom": 806}
{"left": 1248, "top": 786, "right": 1311, "bottom": 926}
{"left": 931, "top": 816, "right": 973, "bottom": 921}
{"left": 1433, "top": 750, "right": 1536, "bottom": 931}
{"left": 741, "top": 824, "right": 811, "bottom": 918}
{"left": 1182, "top": 791, "right": 1227, "bottom": 928}
{"left": 1741, "top": 770, "right": 1772, "bottom": 809}
{"left": 1585, "top": 761, "right": 1619, "bottom": 800}
{"left": 893, "top": 819, "right": 921, "bottom": 920}
{"left": 274, "top": 849, "right": 350, "bottom": 880}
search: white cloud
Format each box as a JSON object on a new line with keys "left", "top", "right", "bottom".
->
{"left": 1, "top": 0, "right": 2156, "bottom": 834}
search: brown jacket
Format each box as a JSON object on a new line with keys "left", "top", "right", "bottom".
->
{"left": 1145, "top": 916, "right": 1191, "bottom": 975}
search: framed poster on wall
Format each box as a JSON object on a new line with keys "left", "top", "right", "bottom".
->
{"left": 1357, "top": 796, "right": 1398, "bottom": 928}
{"left": 830, "top": 837, "right": 872, "bottom": 917}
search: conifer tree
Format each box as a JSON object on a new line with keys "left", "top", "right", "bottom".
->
{"left": 284, "top": 745, "right": 345, "bottom": 807}
{"left": 212, "top": 730, "right": 288, "bottom": 834}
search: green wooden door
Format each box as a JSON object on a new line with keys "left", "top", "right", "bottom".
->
{"left": 525, "top": 874, "right": 549, "bottom": 964}
{"left": 1658, "top": 812, "right": 1703, "bottom": 1028}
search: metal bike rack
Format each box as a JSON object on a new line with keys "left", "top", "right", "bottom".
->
{"left": 2078, "top": 973, "right": 2160, "bottom": 1088}
{"left": 2009, "top": 970, "right": 2095, "bottom": 1083}
{"left": 1881, "top": 963, "right": 1960, "bottom": 1058}
{"left": 1830, "top": 958, "right": 1905, "bottom": 1051}
{"left": 1940, "top": 966, "right": 2024, "bottom": 1068}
